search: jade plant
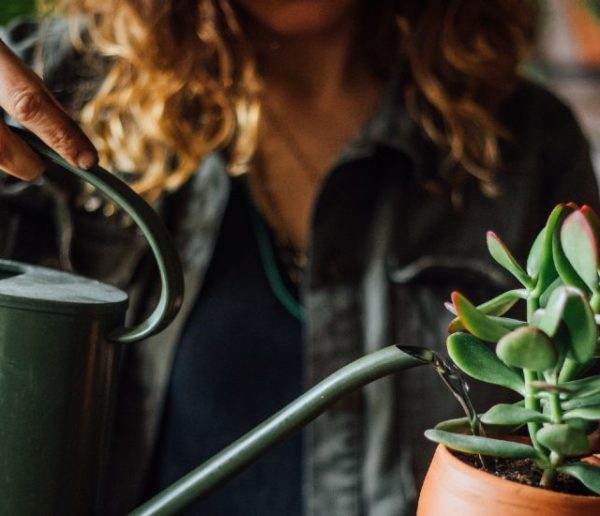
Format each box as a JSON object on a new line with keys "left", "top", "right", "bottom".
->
{"left": 425, "top": 203, "right": 600, "bottom": 494}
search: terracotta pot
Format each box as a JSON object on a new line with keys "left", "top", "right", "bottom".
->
{"left": 417, "top": 445, "right": 600, "bottom": 516}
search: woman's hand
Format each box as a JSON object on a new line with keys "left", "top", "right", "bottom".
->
{"left": 0, "top": 38, "right": 98, "bottom": 180}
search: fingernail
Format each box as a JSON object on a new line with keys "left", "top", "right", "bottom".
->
{"left": 77, "top": 149, "right": 98, "bottom": 170}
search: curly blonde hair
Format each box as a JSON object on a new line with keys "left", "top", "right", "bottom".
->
{"left": 51, "top": 0, "right": 535, "bottom": 201}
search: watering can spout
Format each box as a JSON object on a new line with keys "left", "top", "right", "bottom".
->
{"left": 131, "top": 345, "right": 425, "bottom": 516}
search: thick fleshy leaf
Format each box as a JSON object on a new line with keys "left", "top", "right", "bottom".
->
{"left": 563, "top": 395, "right": 600, "bottom": 411}
{"left": 496, "top": 326, "right": 558, "bottom": 372}
{"left": 527, "top": 228, "right": 545, "bottom": 278}
{"left": 536, "top": 424, "right": 590, "bottom": 455}
{"left": 487, "top": 231, "right": 533, "bottom": 288}
{"left": 435, "top": 417, "right": 473, "bottom": 433}
{"left": 569, "top": 418, "right": 600, "bottom": 434}
{"left": 449, "top": 314, "right": 525, "bottom": 334}
{"left": 480, "top": 403, "right": 549, "bottom": 425}
{"left": 581, "top": 205, "right": 600, "bottom": 251}
{"left": 537, "top": 287, "right": 568, "bottom": 336}
{"left": 562, "top": 374, "right": 600, "bottom": 396}
{"left": 535, "top": 205, "right": 565, "bottom": 295}
{"left": 447, "top": 332, "right": 525, "bottom": 394}
{"left": 562, "top": 288, "right": 597, "bottom": 363}
{"left": 539, "top": 277, "right": 563, "bottom": 308}
{"left": 424, "top": 429, "right": 540, "bottom": 459}
{"left": 446, "top": 290, "right": 525, "bottom": 333}
{"left": 451, "top": 292, "right": 511, "bottom": 342}
{"left": 553, "top": 230, "right": 592, "bottom": 294}
{"left": 435, "top": 416, "right": 523, "bottom": 434}
{"left": 557, "top": 463, "right": 600, "bottom": 495}
{"left": 563, "top": 407, "right": 600, "bottom": 421}
{"left": 560, "top": 210, "right": 599, "bottom": 293}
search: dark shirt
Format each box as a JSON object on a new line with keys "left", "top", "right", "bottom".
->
{"left": 146, "top": 178, "right": 303, "bottom": 515}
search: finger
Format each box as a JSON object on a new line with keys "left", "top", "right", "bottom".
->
{"left": 0, "top": 119, "right": 45, "bottom": 180}
{"left": 0, "top": 39, "right": 98, "bottom": 170}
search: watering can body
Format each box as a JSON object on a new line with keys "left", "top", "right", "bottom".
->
{"left": 0, "top": 128, "right": 184, "bottom": 516}
{"left": 0, "top": 261, "right": 128, "bottom": 514}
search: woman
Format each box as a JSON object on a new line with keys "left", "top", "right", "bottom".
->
{"left": 0, "top": 1, "right": 598, "bottom": 515}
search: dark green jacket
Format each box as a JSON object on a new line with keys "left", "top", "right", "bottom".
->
{"left": 2, "top": 17, "right": 599, "bottom": 516}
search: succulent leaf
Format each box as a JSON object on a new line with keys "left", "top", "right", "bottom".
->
{"left": 434, "top": 417, "right": 473, "bottom": 433}
{"left": 560, "top": 210, "right": 599, "bottom": 293}
{"left": 487, "top": 231, "right": 533, "bottom": 288}
{"left": 562, "top": 289, "right": 597, "bottom": 363}
{"left": 553, "top": 229, "right": 591, "bottom": 294}
{"left": 581, "top": 205, "right": 600, "bottom": 249}
{"left": 480, "top": 403, "right": 549, "bottom": 425}
{"left": 563, "top": 395, "right": 600, "bottom": 411}
{"left": 447, "top": 289, "right": 526, "bottom": 331}
{"left": 527, "top": 228, "right": 545, "bottom": 278}
{"left": 534, "top": 205, "right": 565, "bottom": 295}
{"left": 496, "top": 326, "right": 558, "bottom": 372}
{"left": 562, "top": 374, "right": 600, "bottom": 396}
{"left": 539, "top": 277, "right": 563, "bottom": 308}
{"left": 536, "top": 287, "right": 568, "bottom": 336}
{"left": 450, "top": 315, "right": 525, "bottom": 334}
{"left": 451, "top": 292, "right": 511, "bottom": 342}
{"left": 566, "top": 418, "right": 599, "bottom": 434}
{"left": 424, "top": 429, "right": 541, "bottom": 459}
{"left": 557, "top": 463, "right": 600, "bottom": 496}
{"left": 536, "top": 424, "right": 590, "bottom": 455}
{"left": 563, "top": 407, "right": 600, "bottom": 421}
{"left": 447, "top": 332, "right": 525, "bottom": 394}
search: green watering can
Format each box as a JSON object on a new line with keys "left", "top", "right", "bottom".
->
{"left": 0, "top": 128, "right": 426, "bottom": 516}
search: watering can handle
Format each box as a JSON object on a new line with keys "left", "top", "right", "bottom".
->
{"left": 11, "top": 126, "right": 184, "bottom": 344}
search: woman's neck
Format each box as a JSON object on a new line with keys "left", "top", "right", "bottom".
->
{"left": 243, "top": 4, "right": 365, "bottom": 104}
{"left": 237, "top": 2, "right": 382, "bottom": 252}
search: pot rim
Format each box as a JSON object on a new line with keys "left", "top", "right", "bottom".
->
{"left": 437, "top": 444, "right": 600, "bottom": 502}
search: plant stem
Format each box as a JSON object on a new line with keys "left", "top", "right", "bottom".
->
{"left": 525, "top": 294, "right": 544, "bottom": 452}
{"left": 524, "top": 369, "right": 543, "bottom": 452}
{"left": 540, "top": 378, "right": 565, "bottom": 488}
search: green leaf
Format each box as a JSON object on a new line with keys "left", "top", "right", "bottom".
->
{"left": 447, "top": 332, "right": 525, "bottom": 394}
{"left": 449, "top": 315, "right": 525, "bottom": 334}
{"left": 451, "top": 292, "right": 512, "bottom": 342}
{"left": 539, "top": 277, "right": 563, "bottom": 308}
{"left": 562, "top": 288, "right": 597, "bottom": 363}
{"left": 534, "top": 204, "right": 565, "bottom": 295}
{"left": 424, "top": 429, "right": 540, "bottom": 459}
{"left": 560, "top": 210, "right": 599, "bottom": 293}
{"left": 566, "top": 418, "right": 599, "bottom": 434}
{"left": 537, "top": 287, "right": 568, "bottom": 336}
{"left": 447, "top": 290, "right": 526, "bottom": 332}
{"left": 581, "top": 205, "right": 600, "bottom": 251}
{"left": 435, "top": 417, "right": 473, "bottom": 433}
{"left": 536, "top": 424, "right": 590, "bottom": 455}
{"left": 527, "top": 228, "right": 545, "bottom": 278}
{"left": 562, "top": 374, "right": 600, "bottom": 396}
{"left": 553, "top": 229, "right": 592, "bottom": 294}
{"left": 435, "top": 416, "right": 523, "bottom": 434}
{"left": 563, "top": 407, "right": 600, "bottom": 421}
{"left": 496, "top": 326, "right": 558, "bottom": 372}
{"left": 557, "top": 463, "right": 600, "bottom": 495}
{"left": 480, "top": 403, "right": 549, "bottom": 425}
{"left": 563, "top": 396, "right": 600, "bottom": 411}
{"left": 487, "top": 231, "right": 533, "bottom": 288}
